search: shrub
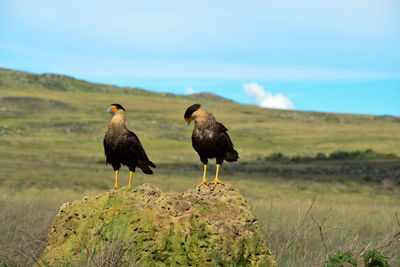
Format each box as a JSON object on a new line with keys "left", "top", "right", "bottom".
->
{"left": 265, "top": 153, "right": 288, "bottom": 161}
{"left": 326, "top": 250, "right": 390, "bottom": 267}
{"left": 326, "top": 251, "right": 357, "bottom": 267}
{"left": 328, "top": 151, "right": 351, "bottom": 160}
{"left": 264, "top": 149, "right": 397, "bottom": 163}
{"left": 363, "top": 250, "right": 389, "bottom": 267}
{"left": 328, "top": 149, "right": 397, "bottom": 160}
{"left": 316, "top": 153, "right": 327, "bottom": 160}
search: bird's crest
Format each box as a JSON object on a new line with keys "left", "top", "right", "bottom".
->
{"left": 111, "top": 103, "right": 126, "bottom": 111}
{"left": 184, "top": 104, "right": 201, "bottom": 119}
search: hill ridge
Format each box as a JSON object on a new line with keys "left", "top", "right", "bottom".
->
{"left": 2, "top": 67, "right": 399, "bottom": 119}
{"left": 0, "top": 67, "right": 234, "bottom": 103}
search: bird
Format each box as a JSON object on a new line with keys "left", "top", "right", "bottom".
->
{"left": 104, "top": 104, "right": 155, "bottom": 189}
{"left": 184, "top": 104, "right": 239, "bottom": 187}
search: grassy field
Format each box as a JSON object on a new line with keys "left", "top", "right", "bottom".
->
{"left": 1, "top": 68, "right": 400, "bottom": 266}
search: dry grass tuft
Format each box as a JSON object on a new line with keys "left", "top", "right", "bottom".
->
{"left": 0, "top": 190, "right": 85, "bottom": 266}
{"left": 81, "top": 230, "right": 135, "bottom": 267}
{"left": 256, "top": 193, "right": 400, "bottom": 266}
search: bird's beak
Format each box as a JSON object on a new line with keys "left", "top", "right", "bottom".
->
{"left": 108, "top": 105, "right": 118, "bottom": 113}
{"left": 184, "top": 118, "right": 192, "bottom": 125}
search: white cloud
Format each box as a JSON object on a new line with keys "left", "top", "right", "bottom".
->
{"left": 184, "top": 86, "right": 196, "bottom": 94}
{"left": 243, "top": 83, "right": 294, "bottom": 110}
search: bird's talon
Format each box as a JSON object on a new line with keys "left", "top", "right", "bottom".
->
{"left": 211, "top": 179, "right": 224, "bottom": 187}
{"left": 196, "top": 179, "right": 209, "bottom": 188}
{"left": 113, "top": 185, "right": 120, "bottom": 190}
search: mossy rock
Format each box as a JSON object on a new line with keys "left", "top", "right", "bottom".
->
{"left": 40, "top": 184, "right": 277, "bottom": 266}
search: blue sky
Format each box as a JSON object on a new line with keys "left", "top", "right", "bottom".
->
{"left": 1, "top": 0, "right": 399, "bottom": 115}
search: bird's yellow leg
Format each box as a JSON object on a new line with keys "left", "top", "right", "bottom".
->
{"left": 211, "top": 164, "right": 224, "bottom": 186}
{"left": 128, "top": 171, "right": 133, "bottom": 188}
{"left": 197, "top": 164, "right": 209, "bottom": 187}
{"left": 113, "top": 170, "right": 120, "bottom": 190}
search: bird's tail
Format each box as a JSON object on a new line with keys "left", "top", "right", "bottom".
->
{"left": 138, "top": 160, "right": 156, "bottom": 174}
{"left": 140, "top": 166, "right": 153, "bottom": 174}
{"left": 147, "top": 160, "right": 156, "bottom": 168}
{"left": 225, "top": 149, "right": 239, "bottom": 162}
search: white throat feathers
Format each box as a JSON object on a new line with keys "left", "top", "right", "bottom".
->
{"left": 109, "top": 110, "right": 127, "bottom": 130}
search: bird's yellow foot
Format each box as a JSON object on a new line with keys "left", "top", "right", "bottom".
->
{"left": 210, "top": 178, "right": 224, "bottom": 186}
{"left": 113, "top": 170, "right": 120, "bottom": 190}
{"left": 128, "top": 171, "right": 133, "bottom": 188}
{"left": 197, "top": 178, "right": 209, "bottom": 187}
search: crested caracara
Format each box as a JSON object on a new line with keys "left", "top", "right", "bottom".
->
{"left": 104, "top": 104, "right": 155, "bottom": 189}
{"left": 184, "top": 104, "right": 239, "bottom": 187}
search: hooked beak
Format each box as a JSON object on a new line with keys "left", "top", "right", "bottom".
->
{"left": 184, "top": 118, "right": 192, "bottom": 125}
{"left": 107, "top": 107, "right": 112, "bottom": 113}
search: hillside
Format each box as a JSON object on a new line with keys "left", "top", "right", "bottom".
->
{"left": 0, "top": 67, "right": 399, "bottom": 190}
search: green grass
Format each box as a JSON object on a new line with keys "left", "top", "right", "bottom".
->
{"left": 0, "top": 67, "right": 399, "bottom": 266}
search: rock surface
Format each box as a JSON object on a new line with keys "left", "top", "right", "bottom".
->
{"left": 41, "top": 184, "right": 277, "bottom": 266}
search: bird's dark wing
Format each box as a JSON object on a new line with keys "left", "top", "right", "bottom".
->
{"left": 126, "top": 131, "right": 156, "bottom": 170}
{"left": 103, "top": 135, "right": 113, "bottom": 164}
{"left": 215, "top": 122, "right": 232, "bottom": 148}
{"left": 191, "top": 132, "right": 200, "bottom": 152}
{"left": 216, "top": 121, "right": 228, "bottom": 132}
{"left": 215, "top": 122, "right": 239, "bottom": 161}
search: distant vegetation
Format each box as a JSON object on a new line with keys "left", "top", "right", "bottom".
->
{"left": 265, "top": 149, "right": 398, "bottom": 163}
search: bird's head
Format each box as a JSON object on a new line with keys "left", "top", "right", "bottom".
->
{"left": 107, "top": 104, "right": 126, "bottom": 116}
{"left": 107, "top": 103, "right": 125, "bottom": 113}
{"left": 184, "top": 103, "right": 201, "bottom": 125}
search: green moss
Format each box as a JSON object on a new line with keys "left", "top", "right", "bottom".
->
{"left": 197, "top": 202, "right": 212, "bottom": 215}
